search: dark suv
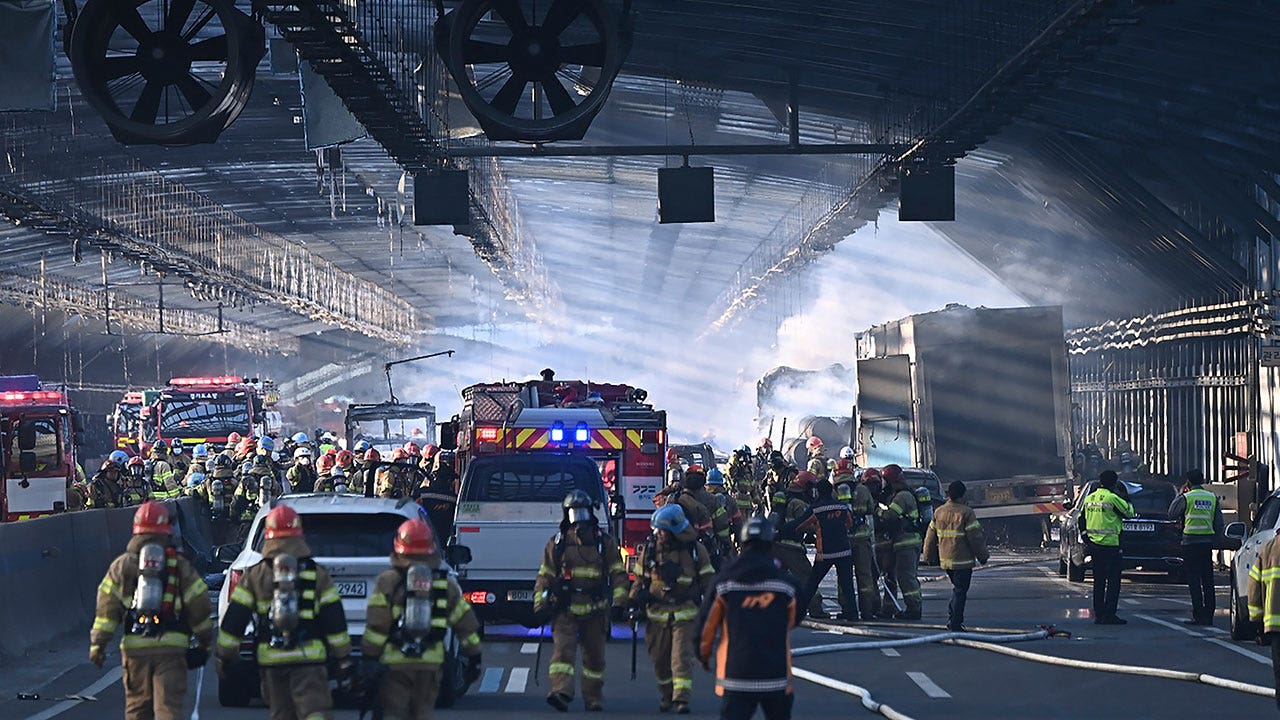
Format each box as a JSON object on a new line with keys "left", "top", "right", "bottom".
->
{"left": 1059, "top": 477, "right": 1182, "bottom": 581}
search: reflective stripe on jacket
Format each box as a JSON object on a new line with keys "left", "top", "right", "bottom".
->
{"left": 362, "top": 563, "right": 482, "bottom": 666}
{"left": 1248, "top": 535, "right": 1280, "bottom": 633}
{"left": 91, "top": 535, "right": 213, "bottom": 658}
{"left": 1082, "top": 488, "right": 1132, "bottom": 547}
{"left": 1182, "top": 488, "right": 1217, "bottom": 536}
{"left": 922, "top": 499, "right": 989, "bottom": 570}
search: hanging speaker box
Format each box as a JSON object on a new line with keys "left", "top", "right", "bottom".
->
{"left": 899, "top": 163, "right": 955, "bottom": 221}
{"left": 658, "top": 166, "right": 715, "bottom": 224}
{"left": 414, "top": 170, "right": 471, "bottom": 226}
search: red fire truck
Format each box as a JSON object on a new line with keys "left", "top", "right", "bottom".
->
{"left": 141, "top": 376, "right": 278, "bottom": 451}
{"left": 111, "top": 390, "right": 153, "bottom": 456}
{"left": 0, "top": 375, "right": 83, "bottom": 522}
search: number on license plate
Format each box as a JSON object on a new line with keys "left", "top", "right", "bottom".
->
{"left": 335, "top": 581, "right": 367, "bottom": 598}
{"left": 986, "top": 488, "right": 1014, "bottom": 505}
{"left": 1123, "top": 522, "right": 1154, "bottom": 532}
{"left": 507, "top": 590, "right": 535, "bottom": 602}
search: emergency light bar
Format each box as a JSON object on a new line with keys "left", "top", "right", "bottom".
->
{"left": 574, "top": 422, "right": 589, "bottom": 443}
{"left": 549, "top": 421, "right": 565, "bottom": 443}
{"left": 0, "top": 390, "right": 66, "bottom": 403}
{"left": 476, "top": 427, "right": 500, "bottom": 442}
{"left": 168, "top": 376, "right": 245, "bottom": 386}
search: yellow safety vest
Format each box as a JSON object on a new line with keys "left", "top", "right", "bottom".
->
{"left": 1182, "top": 487, "right": 1217, "bottom": 536}
{"left": 1083, "top": 488, "right": 1130, "bottom": 547}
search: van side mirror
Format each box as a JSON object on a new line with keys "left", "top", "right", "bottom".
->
{"left": 214, "top": 544, "right": 243, "bottom": 563}
{"left": 445, "top": 544, "right": 472, "bottom": 568}
{"left": 17, "top": 422, "right": 38, "bottom": 451}
{"left": 1225, "top": 522, "right": 1248, "bottom": 540}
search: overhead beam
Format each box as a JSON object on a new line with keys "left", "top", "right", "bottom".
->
{"left": 435, "top": 142, "right": 904, "bottom": 159}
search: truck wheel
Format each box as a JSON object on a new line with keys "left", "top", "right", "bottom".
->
{"left": 1231, "top": 595, "right": 1258, "bottom": 642}
{"left": 1067, "top": 557, "right": 1086, "bottom": 583}
{"left": 218, "top": 674, "right": 252, "bottom": 707}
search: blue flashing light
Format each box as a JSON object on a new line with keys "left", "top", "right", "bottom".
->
{"left": 574, "top": 422, "right": 590, "bottom": 443}
{"left": 550, "top": 421, "right": 565, "bottom": 443}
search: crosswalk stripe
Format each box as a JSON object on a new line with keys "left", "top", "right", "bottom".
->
{"left": 505, "top": 667, "right": 530, "bottom": 693}
{"left": 479, "top": 667, "right": 504, "bottom": 693}
{"left": 906, "top": 671, "right": 951, "bottom": 699}
{"left": 521, "top": 642, "right": 538, "bottom": 654}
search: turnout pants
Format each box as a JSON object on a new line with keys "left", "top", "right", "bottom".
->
{"left": 1270, "top": 634, "right": 1280, "bottom": 710}
{"left": 773, "top": 543, "right": 823, "bottom": 615}
{"left": 260, "top": 664, "right": 333, "bottom": 720}
{"left": 894, "top": 546, "right": 922, "bottom": 614}
{"left": 851, "top": 542, "right": 880, "bottom": 618}
{"left": 377, "top": 665, "right": 441, "bottom": 720}
{"left": 802, "top": 555, "right": 858, "bottom": 619}
{"left": 646, "top": 616, "right": 695, "bottom": 704}
{"left": 945, "top": 568, "right": 973, "bottom": 630}
{"left": 1183, "top": 543, "right": 1216, "bottom": 622}
{"left": 549, "top": 610, "right": 609, "bottom": 705}
{"left": 121, "top": 652, "right": 188, "bottom": 720}
{"left": 720, "top": 690, "right": 794, "bottom": 720}
{"left": 1089, "top": 542, "right": 1123, "bottom": 621}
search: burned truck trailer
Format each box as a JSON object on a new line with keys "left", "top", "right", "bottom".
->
{"left": 855, "top": 305, "right": 1072, "bottom": 538}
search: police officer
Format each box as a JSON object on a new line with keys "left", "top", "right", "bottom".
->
{"left": 91, "top": 502, "right": 212, "bottom": 720}
{"left": 145, "top": 441, "right": 180, "bottom": 500}
{"left": 771, "top": 471, "right": 824, "bottom": 618}
{"left": 834, "top": 462, "right": 880, "bottom": 619}
{"left": 879, "top": 465, "right": 923, "bottom": 620}
{"left": 363, "top": 518, "right": 482, "bottom": 719}
{"left": 800, "top": 479, "right": 859, "bottom": 621}
{"left": 1167, "top": 469, "right": 1224, "bottom": 625}
{"left": 631, "top": 505, "right": 715, "bottom": 714}
{"left": 696, "top": 515, "right": 799, "bottom": 720}
{"left": 534, "top": 491, "right": 628, "bottom": 712}
{"left": 217, "top": 505, "right": 353, "bottom": 720}
{"left": 287, "top": 446, "right": 317, "bottom": 494}
{"left": 1081, "top": 470, "right": 1134, "bottom": 625}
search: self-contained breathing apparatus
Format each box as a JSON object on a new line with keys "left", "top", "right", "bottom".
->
{"left": 210, "top": 478, "right": 226, "bottom": 518}
{"left": 266, "top": 554, "right": 306, "bottom": 650}
{"left": 128, "top": 544, "right": 167, "bottom": 636}
{"left": 392, "top": 563, "right": 448, "bottom": 658}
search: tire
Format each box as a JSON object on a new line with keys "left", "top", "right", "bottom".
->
{"left": 1058, "top": 557, "right": 1068, "bottom": 577}
{"left": 1231, "top": 594, "right": 1258, "bottom": 642}
{"left": 218, "top": 674, "right": 252, "bottom": 707}
{"left": 1067, "top": 557, "right": 1086, "bottom": 583}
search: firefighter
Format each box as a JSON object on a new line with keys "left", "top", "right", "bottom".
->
{"left": 217, "top": 505, "right": 353, "bottom": 720}
{"left": 88, "top": 459, "right": 126, "bottom": 509}
{"left": 184, "top": 444, "right": 210, "bottom": 485}
{"left": 533, "top": 491, "right": 628, "bottom": 712}
{"left": 91, "top": 502, "right": 212, "bottom": 720}
{"left": 752, "top": 438, "right": 773, "bottom": 487}
{"left": 682, "top": 466, "right": 733, "bottom": 563}
{"left": 799, "top": 479, "right": 859, "bottom": 621}
{"left": 335, "top": 449, "right": 356, "bottom": 478}
{"left": 287, "top": 446, "right": 317, "bottom": 494}
{"left": 772, "top": 471, "right": 824, "bottom": 618}
{"left": 168, "top": 439, "right": 190, "bottom": 478}
{"left": 1246, "top": 531, "right": 1280, "bottom": 708}
{"left": 1167, "top": 469, "right": 1224, "bottom": 625}
{"left": 1081, "top": 470, "right": 1134, "bottom": 625}
{"left": 146, "top": 441, "right": 180, "bottom": 500}
{"left": 834, "top": 463, "right": 880, "bottom": 619}
{"left": 123, "top": 456, "right": 151, "bottom": 506}
{"left": 696, "top": 515, "right": 799, "bottom": 720}
{"left": 725, "top": 445, "right": 761, "bottom": 518}
{"left": 358, "top": 448, "right": 381, "bottom": 496}
{"left": 804, "top": 437, "right": 828, "bottom": 480}
{"left": 630, "top": 504, "right": 715, "bottom": 714}
{"left": 706, "top": 467, "right": 744, "bottom": 538}
{"left": 314, "top": 453, "right": 337, "bottom": 491}
{"left": 879, "top": 465, "right": 923, "bottom": 620}
{"left": 665, "top": 448, "right": 685, "bottom": 489}
{"left": 219, "top": 432, "right": 242, "bottom": 466}
{"left": 418, "top": 453, "right": 459, "bottom": 542}
{"left": 229, "top": 453, "right": 279, "bottom": 526}
{"left": 923, "top": 481, "right": 989, "bottom": 632}
{"left": 764, "top": 451, "right": 796, "bottom": 504}
{"left": 363, "top": 518, "right": 482, "bottom": 720}
{"left": 376, "top": 450, "right": 414, "bottom": 499}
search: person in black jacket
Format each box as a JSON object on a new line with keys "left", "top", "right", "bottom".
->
{"left": 697, "top": 515, "right": 799, "bottom": 720}
{"left": 798, "top": 480, "right": 860, "bottom": 620}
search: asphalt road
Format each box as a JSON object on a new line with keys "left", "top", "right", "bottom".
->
{"left": 4, "top": 551, "right": 1277, "bottom": 720}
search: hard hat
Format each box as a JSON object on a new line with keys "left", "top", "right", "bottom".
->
{"left": 291, "top": 432, "right": 310, "bottom": 445}
{"left": 187, "top": 473, "right": 205, "bottom": 488}
{"left": 737, "top": 514, "right": 776, "bottom": 546}
{"left": 562, "top": 490, "right": 595, "bottom": 525}
{"left": 759, "top": 437, "right": 773, "bottom": 449}
{"left": 363, "top": 448, "right": 381, "bottom": 463}
{"left": 835, "top": 483, "right": 853, "bottom": 502}
{"left": 151, "top": 439, "right": 169, "bottom": 453}
{"left": 707, "top": 467, "right": 725, "bottom": 485}
{"left": 259, "top": 436, "right": 275, "bottom": 453}
{"left": 796, "top": 470, "right": 818, "bottom": 488}
{"left": 263, "top": 505, "right": 303, "bottom": 540}
{"left": 769, "top": 450, "right": 787, "bottom": 469}
{"left": 651, "top": 504, "right": 690, "bottom": 534}
{"left": 192, "top": 444, "right": 209, "bottom": 459}
{"left": 666, "top": 448, "right": 679, "bottom": 463}
{"left": 252, "top": 452, "right": 270, "bottom": 466}
{"left": 394, "top": 518, "right": 437, "bottom": 557}
{"left": 861, "top": 467, "right": 883, "bottom": 485}
{"left": 129, "top": 455, "right": 145, "bottom": 468}
{"left": 336, "top": 450, "right": 353, "bottom": 466}
{"left": 391, "top": 448, "right": 411, "bottom": 463}
{"left": 353, "top": 439, "right": 371, "bottom": 453}
{"left": 99, "top": 459, "right": 117, "bottom": 472}
{"left": 109, "top": 450, "right": 129, "bottom": 466}
{"left": 403, "top": 442, "right": 421, "bottom": 457}
{"left": 834, "top": 459, "right": 856, "bottom": 476}
{"left": 685, "top": 464, "right": 705, "bottom": 477}
{"left": 423, "top": 444, "right": 440, "bottom": 458}
{"left": 881, "top": 464, "right": 903, "bottom": 484}
{"left": 132, "top": 501, "right": 172, "bottom": 535}
{"left": 806, "top": 437, "right": 824, "bottom": 452}
{"left": 322, "top": 432, "right": 336, "bottom": 442}
{"left": 839, "top": 446, "right": 855, "bottom": 460}
{"left": 294, "top": 446, "right": 312, "bottom": 459}
{"left": 227, "top": 432, "right": 243, "bottom": 445}
{"left": 212, "top": 454, "right": 232, "bottom": 469}
{"left": 171, "top": 439, "right": 185, "bottom": 452}
{"left": 738, "top": 444, "right": 751, "bottom": 455}
{"left": 827, "top": 459, "right": 837, "bottom": 470}
{"left": 316, "top": 454, "right": 336, "bottom": 474}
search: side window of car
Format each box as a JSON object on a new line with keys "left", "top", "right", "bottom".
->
{"left": 1257, "top": 497, "right": 1280, "bottom": 532}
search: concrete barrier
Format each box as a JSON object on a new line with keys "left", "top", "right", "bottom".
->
{"left": 0, "top": 498, "right": 209, "bottom": 660}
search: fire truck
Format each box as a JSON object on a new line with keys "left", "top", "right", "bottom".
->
{"left": 111, "top": 389, "right": 155, "bottom": 456}
{"left": 0, "top": 375, "right": 83, "bottom": 521}
{"left": 444, "top": 378, "right": 665, "bottom": 624}
{"left": 141, "top": 376, "right": 279, "bottom": 450}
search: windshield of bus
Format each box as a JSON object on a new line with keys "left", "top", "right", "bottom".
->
{"left": 4, "top": 416, "right": 63, "bottom": 475}
{"left": 159, "top": 392, "right": 251, "bottom": 438}
{"left": 461, "top": 454, "right": 606, "bottom": 504}
{"left": 350, "top": 416, "right": 435, "bottom": 454}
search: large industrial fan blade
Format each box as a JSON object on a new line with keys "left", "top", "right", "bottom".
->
{"left": 437, "top": 0, "right": 628, "bottom": 142}
{"left": 69, "top": 0, "right": 265, "bottom": 145}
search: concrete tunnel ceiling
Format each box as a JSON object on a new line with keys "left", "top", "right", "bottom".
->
{"left": 0, "top": 0, "right": 1277, "bottom": 430}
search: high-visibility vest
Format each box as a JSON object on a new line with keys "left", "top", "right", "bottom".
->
{"left": 1083, "top": 488, "right": 1129, "bottom": 547}
{"left": 1183, "top": 487, "right": 1218, "bottom": 536}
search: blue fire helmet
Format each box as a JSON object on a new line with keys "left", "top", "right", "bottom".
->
{"left": 651, "top": 504, "right": 690, "bottom": 534}
{"left": 354, "top": 439, "right": 371, "bottom": 453}
{"left": 259, "top": 436, "right": 275, "bottom": 452}
{"left": 738, "top": 444, "right": 751, "bottom": 454}
{"left": 292, "top": 432, "right": 310, "bottom": 445}
{"left": 192, "top": 444, "right": 209, "bottom": 459}
{"left": 707, "top": 467, "right": 725, "bottom": 485}
{"left": 108, "top": 450, "right": 130, "bottom": 467}
{"left": 187, "top": 472, "right": 206, "bottom": 488}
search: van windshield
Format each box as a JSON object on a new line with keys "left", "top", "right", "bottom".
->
{"left": 462, "top": 454, "right": 605, "bottom": 504}
{"left": 251, "top": 512, "right": 407, "bottom": 557}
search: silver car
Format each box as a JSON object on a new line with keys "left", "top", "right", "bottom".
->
{"left": 1226, "top": 490, "right": 1280, "bottom": 640}
{"left": 215, "top": 494, "right": 472, "bottom": 707}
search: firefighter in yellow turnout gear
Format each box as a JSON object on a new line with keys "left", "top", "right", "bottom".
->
{"left": 630, "top": 504, "right": 715, "bottom": 714}
{"left": 534, "top": 491, "right": 629, "bottom": 712}
{"left": 90, "top": 502, "right": 213, "bottom": 720}
{"left": 217, "top": 504, "right": 353, "bottom": 720}
{"left": 879, "top": 464, "right": 923, "bottom": 619}
{"left": 363, "top": 519, "right": 482, "bottom": 720}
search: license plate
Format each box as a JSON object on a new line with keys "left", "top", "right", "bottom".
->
{"left": 985, "top": 487, "right": 1015, "bottom": 505}
{"left": 507, "top": 590, "right": 535, "bottom": 602}
{"left": 335, "top": 581, "right": 367, "bottom": 598}
{"left": 1123, "top": 522, "right": 1155, "bottom": 533}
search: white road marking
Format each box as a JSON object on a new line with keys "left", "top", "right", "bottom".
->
{"left": 1204, "top": 637, "right": 1272, "bottom": 665}
{"left": 880, "top": 648, "right": 901, "bottom": 657}
{"left": 1122, "top": 599, "right": 1140, "bottom": 605}
{"left": 505, "top": 667, "right": 530, "bottom": 693}
{"left": 479, "top": 667, "right": 504, "bottom": 693}
{"left": 906, "top": 671, "right": 951, "bottom": 699}
{"left": 520, "top": 642, "right": 538, "bottom": 654}
{"left": 1135, "top": 613, "right": 1204, "bottom": 637}
{"left": 1202, "top": 625, "right": 1229, "bottom": 635}
{"left": 23, "top": 667, "right": 123, "bottom": 720}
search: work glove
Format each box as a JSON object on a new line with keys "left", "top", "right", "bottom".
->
{"left": 610, "top": 604, "right": 627, "bottom": 624}
{"left": 464, "top": 654, "right": 483, "bottom": 685}
{"left": 89, "top": 645, "right": 106, "bottom": 669}
{"left": 185, "top": 646, "right": 210, "bottom": 670}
